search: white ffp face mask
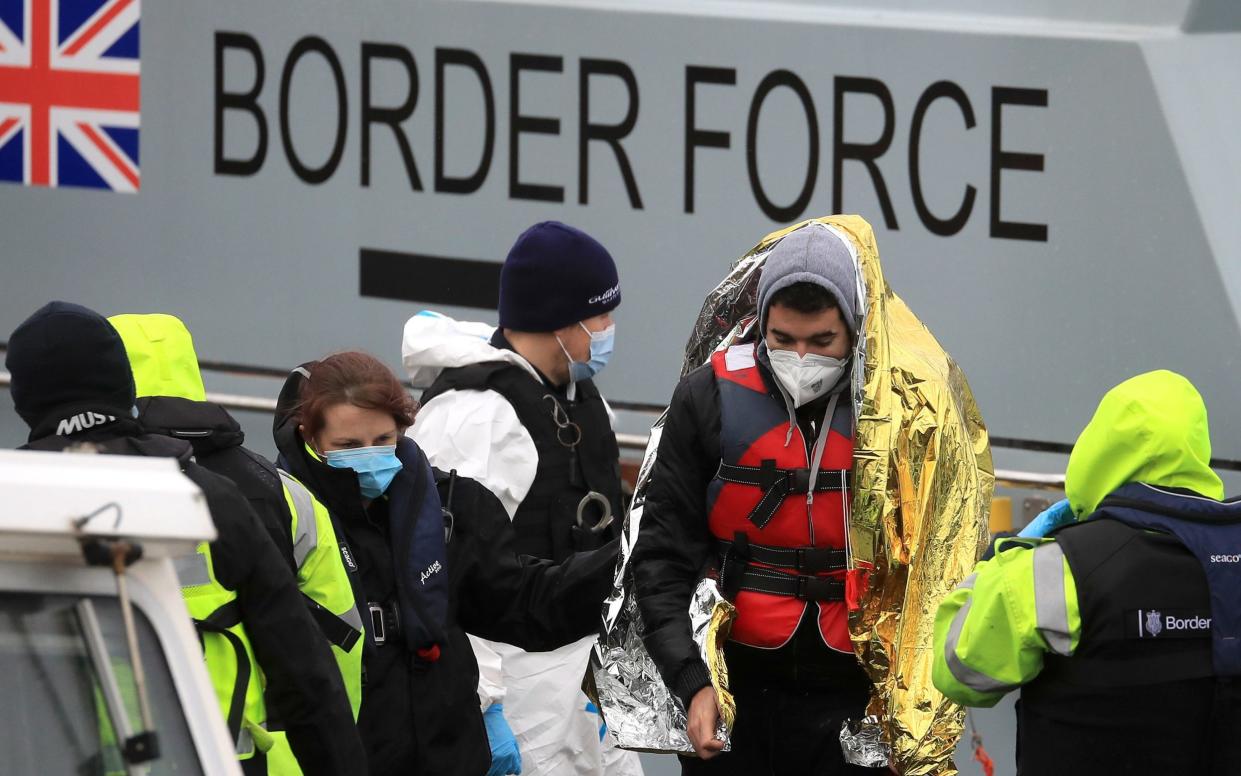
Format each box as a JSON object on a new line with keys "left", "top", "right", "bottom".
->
{"left": 767, "top": 347, "right": 848, "bottom": 408}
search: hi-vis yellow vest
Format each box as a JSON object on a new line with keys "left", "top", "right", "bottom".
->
{"left": 175, "top": 544, "right": 272, "bottom": 760}
{"left": 265, "top": 471, "right": 365, "bottom": 776}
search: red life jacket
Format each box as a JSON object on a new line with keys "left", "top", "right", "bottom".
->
{"left": 707, "top": 343, "right": 854, "bottom": 651}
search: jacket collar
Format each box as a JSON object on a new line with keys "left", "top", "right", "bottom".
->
{"left": 26, "top": 401, "right": 138, "bottom": 444}
{"left": 24, "top": 423, "right": 196, "bottom": 464}
{"left": 136, "top": 396, "right": 245, "bottom": 455}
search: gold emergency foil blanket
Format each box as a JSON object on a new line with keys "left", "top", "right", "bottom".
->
{"left": 593, "top": 215, "right": 991, "bottom": 772}
{"left": 752, "top": 216, "right": 994, "bottom": 775}
{"left": 699, "top": 584, "right": 737, "bottom": 733}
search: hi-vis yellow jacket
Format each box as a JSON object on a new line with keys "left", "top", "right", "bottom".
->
{"left": 933, "top": 370, "right": 1224, "bottom": 706}
{"left": 110, "top": 313, "right": 365, "bottom": 773}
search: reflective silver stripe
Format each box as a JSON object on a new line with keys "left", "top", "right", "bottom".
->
{"left": 1033, "top": 542, "right": 1073, "bottom": 656}
{"left": 279, "top": 470, "right": 318, "bottom": 570}
{"left": 236, "top": 720, "right": 266, "bottom": 756}
{"left": 236, "top": 726, "right": 253, "bottom": 756}
{"left": 957, "top": 573, "right": 978, "bottom": 591}
{"left": 174, "top": 552, "right": 211, "bottom": 588}
{"left": 339, "top": 600, "right": 365, "bottom": 633}
{"left": 279, "top": 471, "right": 366, "bottom": 643}
{"left": 943, "top": 595, "right": 1021, "bottom": 695}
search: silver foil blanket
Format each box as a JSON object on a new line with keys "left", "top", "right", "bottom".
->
{"left": 591, "top": 422, "right": 735, "bottom": 753}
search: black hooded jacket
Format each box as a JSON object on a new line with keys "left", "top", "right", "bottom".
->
{"left": 272, "top": 365, "right": 620, "bottom": 776}
{"left": 23, "top": 416, "right": 364, "bottom": 776}
{"left": 631, "top": 353, "right": 868, "bottom": 711}
{"left": 137, "top": 396, "right": 297, "bottom": 570}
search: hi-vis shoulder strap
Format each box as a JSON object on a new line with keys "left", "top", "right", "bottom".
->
{"left": 281, "top": 469, "right": 318, "bottom": 568}
{"left": 277, "top": 469, "right": 365, "bottom": 653}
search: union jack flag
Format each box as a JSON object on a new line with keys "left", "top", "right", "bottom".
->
{"left": 0, "top": 0, "right": 140, "bottom": 192}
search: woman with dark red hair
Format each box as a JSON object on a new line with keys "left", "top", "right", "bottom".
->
{"left": 272, "top": 351, "right": 618, "bottom": 776}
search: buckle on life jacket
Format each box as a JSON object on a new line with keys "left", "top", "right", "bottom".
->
{"left": 725, "top": 566, "right": 846, "bottom": 602}
{"left": 796, "top": 546, "right": 848, "bottom": 574}
{"left": 715, "top": 461, "right": 850, "bottom": 528}
{"left": 758, "top": 459, "right": 779, "bottom": 489}
{"left": 788, "top": 467, "right": 812, "bottom": 494}
{"left": 368, "top": 601, "right": 401, "bottom": 647}
{"left": 715, "top": 538, "right": 847, "bottom": 575}
{"left": 795, "top": 575, "right": 845, "bottom": 602}
{"left": 716, "top": 534, "right": 846, "bottom": 602}
{"left": 719, "top": 532, "right": 752, "bottom": 600}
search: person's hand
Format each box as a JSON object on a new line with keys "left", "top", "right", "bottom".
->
{"left": 482, "top": 703, "right": 522, "bottom": 776}
{"left": 1018, "top": 498, "right": 1074, "bottom": 538}
{"left": 687, "top": 686, "right": 725, "bottom": 760}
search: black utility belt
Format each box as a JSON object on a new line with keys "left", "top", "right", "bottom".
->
{"left": 729, "top": 567, "right": 846, "bottom": 602}
{"left": 715, "top": 538, "right": 847, "bottom": 574}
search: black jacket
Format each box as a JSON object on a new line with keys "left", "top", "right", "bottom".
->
{"left": 25, "top": 414, "right": 364, "bottom": 776}
{"left": 137, "top": 395, "right": 296, "bottom": 570}
{"left": 631, "top": 356, "right": 866, "bottom": 711}
{"left": 273, "top": 368, "right": 619, "bottom": 776}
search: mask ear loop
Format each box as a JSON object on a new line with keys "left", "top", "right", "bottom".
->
{"left": 580, "top": 322, "right": 615, "bottom": 342}
{"left": 556, "top": 334, "right": 586, "bottom": 400}
{"left": 559, "top": 328, "right": 596, "bottom": 370}
{"left": 763, "top": 343, "right": 799, "bottom": 448}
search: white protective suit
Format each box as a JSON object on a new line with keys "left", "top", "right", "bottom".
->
{"left": 404, "top": 311, "right": 643, "bottom": 776}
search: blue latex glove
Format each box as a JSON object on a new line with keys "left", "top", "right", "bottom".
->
{"left": 1019, "top": 498, "right": 1075, "bottom": 538}
{"left": 483, "top": 703, "right": 522, "bottom": 776}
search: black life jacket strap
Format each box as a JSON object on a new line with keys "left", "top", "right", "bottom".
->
{"left": 715, "top": 538, "right": 846, "bottom": 574}
{"left": 302, "top": 594, "right": 362, "bottom": 652}
{"left": 193, "top": 600, "right": 250, "bottom": 747}
{"left": 715, "top": 461, "right": 849, "bottom": 528}
{"left": 718, "top": 532, "right": 750, "bottom": 599}
{"left": 730, "top": 566, "right": 846, "bottom": 602}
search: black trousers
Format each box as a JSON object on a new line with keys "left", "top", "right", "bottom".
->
{"left": 678, "top": 675, "right": 883, "bottom": 776}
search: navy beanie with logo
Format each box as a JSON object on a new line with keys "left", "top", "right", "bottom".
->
{"left": 498, "top": 221, "right": 621, "bottom": 332}
{"left": 5, "top": 301, "right": 136, "bottom": 429}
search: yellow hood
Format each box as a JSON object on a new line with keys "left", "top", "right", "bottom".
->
{"left": 1066, "top": 370, "right": 1223, "bottom": 516}
{"left": 108, "top": 313, "right": 206, "bottom": 401}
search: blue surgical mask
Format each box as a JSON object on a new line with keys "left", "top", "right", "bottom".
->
{"left": 322, "top": 445, "right": 403, "bottom": 499}
{"left": 558, "top": 323, "right": 615, "bottom": 383}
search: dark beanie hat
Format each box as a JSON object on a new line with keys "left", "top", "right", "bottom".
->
{"left": 498, "top": 221, "right": 621, "bottom": 332}
{"left": 5, "top": 301, "right": 135, "bottom": 428}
